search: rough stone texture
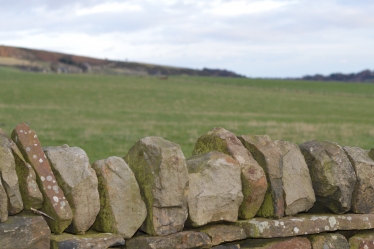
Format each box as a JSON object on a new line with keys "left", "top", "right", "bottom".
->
{"left": 239, "top": 135, "right": 284, "bottom": 219}
{"left": 186, "top": 151, "right": 243, "bottom": 227}
{"left": 50, "top": 231, "right": 125, "bottom": 249}
{"left": 0, "top": 212, "right": 51, "bottom": 249}
{"left": 343, "top": 146, "right": 374, "bottom": 214}
{"left": 349, "top": 231, "right": 374, "bottom": 249}
{"left": 369, "top": 148, "right": 374, "bottom": 160}
{"left": 192, "top": 127, "right": 267, "bottom": 219}
{"left": 11, "top": 123, "right": 73, "bottom": 234}
{"left": 0, "top": 179, "right": 8, "bottom": 222}
{"left": 299, "top": 140, "right": 357, "bottom": 214}
{"left": 124, "top": 136, "right": 189, "bottom": 236}
{"left": 125, "top": 231, "right": 212, "bottom": 249}
{"left": 236, "top": 237, "right": 311, "bottom": 249}
{"left": 308, "top": 233, "right": 349, "bottom": 249}
{"left": 92, "top": 156, "right": 146, "bottom": 238}
{"left": 235, "top": 213, "right": 374, "bottom": 238}
{"left": 274, "top": 140, "right": 315, "bottom": 215}
{"left": 10, "top": 136, "right": 43, "bottom": 210}
{"left": 196, "top": 224, "right": 247, "bottom": 246}
{"left": 0, "top": 128, "right": 23, "bottom": 215}
{"left": 43, "top": 145, "right": 100, "bottom": 234}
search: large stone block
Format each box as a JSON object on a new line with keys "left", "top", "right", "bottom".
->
{"left": 299, "top": 140, "right": 357, "bottom": 214}
{"left": 192, "top": 127, "right": 267, "bottom": 219}
{"left": 124, "top": 137, "right": 189, "bottom": 236}
{"left": 239, "top": 135, "right": 284, "bottom": 218}
{"left": 308, "top": 233, "right": 349, "bottom": 249}
{"left": 349, "top": 231, "right": 374, "bottom": 249}
{"left": 125, "top": 231, "right": 212, "bottom": 249}
{"left": 10, "top": 138, "right": 43, "bottom": 210}
{"left": 0, "top": 212, "right": 51, "bottom": 249}
{"left": 11, "top": 123, "right": 73, "bottom": 233}
{"left": 369, "top": 148, "right": 374, "bottom": 160}
{"left": 197, "top": 224, "right": 247, "bottom": 246}
{"left": 235, "top": 237, "right": 311, "bottom": 249}
{"left": 186, "top": 151, "right": 243, "bottom": 227}
{"left": 50, "top": 231, "right": 125, "bottom": 249}
{"left": 235, "top": 213, "right": 374, "bottom": 238}
{"left": 92, "top": 156, "right": 146, "bottom": 238}
{"left": 0, "top": 179, "right": 7, "bottom": 222}
{"left": 274, "top": 140, "right": 315, "bottom": 215}
{"left": 343, "top": 146, "right": 374, "bottom": 213}
{"left": 44, "top": 145, "right": 100, "bottom": 234}
{"left": 0, "top": 128, "right": 23, "bottom": 215}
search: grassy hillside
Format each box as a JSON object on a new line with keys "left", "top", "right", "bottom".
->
{"left": 1, "top": 67, "right": 373, "bottom": 162}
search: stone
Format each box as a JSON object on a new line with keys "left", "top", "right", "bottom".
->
{"left": 237, "top": 237, "right": 311, "bottom": 249}
{"left": 299, "top": 140, "right": 357, "bottom": 214}
{"left": 43, "top": 145, "right": 100, "bottom": 234}
{"left": 125, "top": 231, "right": 212, "bottom": 249}
{"left": 0, "top": 212, "right": 50, "bottom": 249}
{"left": 192, "top": 127, "right": 267, "bottom": 219}
{"left": 0, "top": 128, "right": 23, "bottom": 214}
{"left": 0, "top": 179, "right": 8, "bottom": 222}
{"left": 369, "top": 148, "right": 374, "bottom": 160}
{"left": 8, "top": 134, "right": 43, "bottom": 210}
{"left": 274, "top": 140, "right": 315, "bottom": 215}
{"left": 186, "top": 151, "right": 243, "bottom": 227}
{"left": 235, "top": 213, "right": 374, "bottom": 238}
{"left": 92, "top": 156, "right": 146, "bottom": 238}
{"left": 50, "top": 231, "right": 125, "bottom": 249}
{"left": 343, "top": 146, "right": 374, "bottom": 214}
{"left": 124, "top": 136, "right": 188, "bottom": 236}
{"left": 308, "top": 233, "right": 349, "bottom": 249}
{"left": 197, "top": 224, "right": 247, "bottom": 246}
{"left": 239, "top": 135, "right": 284, "bottom": 218}
{"left": 349, "top": 231, "right": 374, "bottom": 249}
{"left": 11, "top": 123, "right": 73, "bottom": 234}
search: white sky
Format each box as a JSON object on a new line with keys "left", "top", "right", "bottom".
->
{"left": 1, "top": 0, "right": 373, "bottom": 77}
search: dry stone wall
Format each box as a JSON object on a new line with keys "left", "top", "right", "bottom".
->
{"left": 1, "top": 124, "right": 374, "bottom": 248}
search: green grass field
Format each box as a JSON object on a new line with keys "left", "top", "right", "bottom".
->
{"left": 1, "top": 66, "right": 373, "bottom": 162}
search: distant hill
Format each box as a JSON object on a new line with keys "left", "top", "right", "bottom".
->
{"left": 302, "top": 69, "right": 374, "bottom": 83}
{"left": 0, "top": 45, "right": 244, "bottom": 77}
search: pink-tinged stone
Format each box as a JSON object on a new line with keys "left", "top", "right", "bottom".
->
{"left": 0, "top": 128, "right": 23, "bottom": 215}
{"left": 11, "top": 123, "right": 72, "bottom": 234}
{"left": 237, "top": 237, "right": 311, "bottom": 249}
{"left": 192, "top": 127, "right": 267, "bottom": 219}
{"left": 125, "top": 231, "right": 212, "bottom": 249}
{"left": 349, "top": 231, "right": 374, "bottom": 249}
{"left": 235, "top": 213, "right": 374, "bottom": 238}
{"left": 0, "top": 212, "right": 50, "bottom": 249}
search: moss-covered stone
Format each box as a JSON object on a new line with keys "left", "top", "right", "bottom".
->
{"left": 91, "top": 156, "right": 146, "bottom": 238}
{"left": 0, "top": 128, "right": 23, "bottom": 215}
{"left": 239, "top": 135, "right": 284, "bottom": 219}
{"left": 299, "top": 140, "right": 357, "bottom": 214}
{"left": 192, "top": 128, "right": 267, "bottom": 219}
{"left": 124, "top": 136, "right": 188, "bottom": 236}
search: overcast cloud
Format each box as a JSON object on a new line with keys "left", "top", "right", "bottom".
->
{"left": 1, "top": 0, "right": 373, "bottom": 77}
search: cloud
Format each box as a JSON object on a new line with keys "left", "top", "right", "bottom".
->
{"left": 1, "top": 0, "right": 374, "bottom": 77}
